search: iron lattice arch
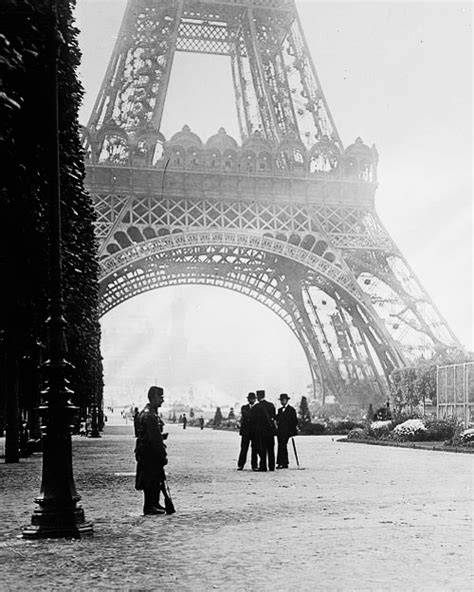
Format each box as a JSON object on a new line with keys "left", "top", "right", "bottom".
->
{"left": 84, "top": 0, "right": 462, "bottom": 404}
{"left": 100, "top": 241, "right": 401, "bottom": 400}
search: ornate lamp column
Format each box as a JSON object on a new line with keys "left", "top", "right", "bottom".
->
{"left": 22, "top": 0, "right": 93, "bottom": 539}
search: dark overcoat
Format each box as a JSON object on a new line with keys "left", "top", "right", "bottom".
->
{"left": 135, "top": 404, "right": 167, "bottom": 491}
{"left": 276, "top": 405, "right": 298, "bottom": 439}
{"left": 252, "top": 400, "right": 277, "bottom": 436}
{"left": 239, "top": 403, "right": 254, "bottom": 437}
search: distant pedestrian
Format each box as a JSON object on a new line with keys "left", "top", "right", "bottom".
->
{"left": 182, "top": 413, "right": 187, "bottom": 429}
{"left": 276, "top": 394, "right": 298, "bottom": 469}
{"left": 133, "top": 407, "right": 140, "bottom": 437}
{"left": 199, "top": 416, "right": 204, "bottom": 430}
{"left": 237, "top": 392, "right": 258, "bottom": 471}
{"left": 252, "top": 390, "right": 276, "bottom": 471}
{"left": 135, "top": 386, "right": 168, "bottom": 515}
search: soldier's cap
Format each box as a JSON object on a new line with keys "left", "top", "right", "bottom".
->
{"left": 148, "top": 386, "right": 164, "bottom": 400}
{"left": 279, "top": 393, "right": 290, "bottom": 401}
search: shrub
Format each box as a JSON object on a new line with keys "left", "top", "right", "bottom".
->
{"left": 424, "top": 419, "right": 456, "bottom": 441}
{"left": 347, "top": 428, "right": 367, "bottom": 440}
{"left": 368, "top": 420, "right": 392, "bottom": 439}
{"left": 392, "top": 419, "right": 427, "bottom": 442}
{"left": 299, "top": 422, "right": 326, "bottom": 436}
{"left": 326, "top": 420, "right": 365, "bottom": 435}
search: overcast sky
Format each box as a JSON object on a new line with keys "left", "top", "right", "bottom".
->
{"left": 75, "top": 1, "right": 472, "bottom": 407}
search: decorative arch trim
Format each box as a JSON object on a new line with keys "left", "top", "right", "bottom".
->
{"left": 100, "top": 230, "right": 364, "bottom": 303}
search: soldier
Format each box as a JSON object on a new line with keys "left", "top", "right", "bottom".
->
{"left": 135, "top": 386, "right": 168, "bottom": 515}
{"left": 253, "top": 390, "right": 277, "bottom": 472}
{"left": 237, "top": 392, "right": 258, "bottom": 471}
{"left": 276, "top": 394, "right": 298, "bottom": 469}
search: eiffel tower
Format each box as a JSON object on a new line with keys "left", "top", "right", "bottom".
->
{"left": 82, "top": 0, "right": 461, "bottom": 403}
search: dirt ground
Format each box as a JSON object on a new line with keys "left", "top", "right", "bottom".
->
{"left": 0, "top": 423, "right": 472, "bottom": 591}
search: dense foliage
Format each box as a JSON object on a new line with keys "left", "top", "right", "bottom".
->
{"left": 389, "top": 349, "right": 472, "bottom": 415}
{"left": 0, "top": 0, "right": 103, "bottom": 438}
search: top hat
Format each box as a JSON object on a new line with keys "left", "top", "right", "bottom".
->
{"left": 279, "top": 393, "right": 290, "bottom": 401}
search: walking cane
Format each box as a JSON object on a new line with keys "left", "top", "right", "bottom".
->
{"left": 291, "top": 437, "right": 301, "bottom": 468}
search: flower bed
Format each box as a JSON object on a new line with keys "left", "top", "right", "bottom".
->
{"left": 346, "top": 417, "right": 460, "bottom": 444}
{"left": 392, "top": 419, "right": 427, "bottom": 442}
{"left": 459, "top": 428, "right": 474, "bottom": 446}
{"left": 368, "top": 420, "right": 392, "bottom": 439}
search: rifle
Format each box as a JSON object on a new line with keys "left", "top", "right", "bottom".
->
{"left": 160, "top": 480, "right": 176, "bottom": 514}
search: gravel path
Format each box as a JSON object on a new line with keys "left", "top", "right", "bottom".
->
{"left": 0, "top": 424, "right": 472, "bottom": 591}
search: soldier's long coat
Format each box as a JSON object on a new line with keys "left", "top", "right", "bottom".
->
{"left": 135, "top": 404, "right": 167, "bottom": 491}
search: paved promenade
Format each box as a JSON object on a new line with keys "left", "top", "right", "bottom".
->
{"left": 0, "top": 424, "right": 472, "bottom": 591}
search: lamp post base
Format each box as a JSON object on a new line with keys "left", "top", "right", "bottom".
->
{"left": 22, "top": 502, "right": 93, "bottom": 539}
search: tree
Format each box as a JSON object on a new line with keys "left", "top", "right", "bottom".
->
{"left": 213, "top": 407, "right": 223, "bottom": 426}
{"left": 366, "top": 403, "right": 374, "bottom": 422}
{"left": 414, "top": 364, "right": 436, "bottom": 406}
{"left": 0, "top": 0, "right": 104, "bottom": 455}
{"left": 298, "top": 396, "right": 311, "bottom": 426}
{"left": 390, "top": 364, "right": 437, "bottom": 415}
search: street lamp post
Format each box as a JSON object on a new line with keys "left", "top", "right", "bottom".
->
{"left": 23, "top": 0, "right": 93, "bottom": 539}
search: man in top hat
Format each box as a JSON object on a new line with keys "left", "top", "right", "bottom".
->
{"left": 237, "top": 392, "right": 258, "bottom": 470}
{"left": 135, "top": 386, "right": 168, "bottom": 515}
{"left": 252, "top": 390, "right": 277, "bottom": 471}
{"left": 276, "top": 393, "right": 298, "bottom": 469}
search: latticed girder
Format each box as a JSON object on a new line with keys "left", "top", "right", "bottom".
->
{"left": 90, "top": 190, "right": 390, "bottom": 257}
{"left": 347, "top": 249, "right": 462, "bottom": 360}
